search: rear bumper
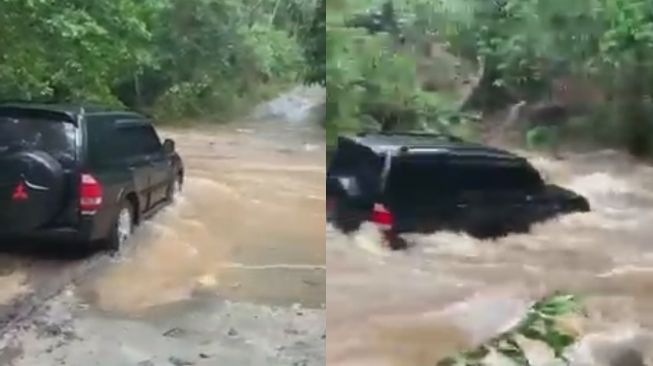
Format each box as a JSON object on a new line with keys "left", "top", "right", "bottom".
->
{"left": 0, "top": 218, "right": 97, "bottom": 244}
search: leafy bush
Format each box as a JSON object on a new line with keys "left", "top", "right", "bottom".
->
{"left": 438, "top": 293, "right": 586, "bottom": 366}
{"left": 0, "top": 0, "right": 320, "bottom": 122}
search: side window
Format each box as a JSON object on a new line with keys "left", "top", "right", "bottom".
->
{"left": 140, "top": 124, "right": 162, "bottom": 154}
{"left": 116, "top": 123, "right": 162, "bottom": 158}
{"left": 87, "top": 115, "right": 118, "bottom": 166}
{"left": 452, "top": 162, "right": 543, "bottom": 191}
{"left": 88, "top": 117, "right": 163, "bottom": 164}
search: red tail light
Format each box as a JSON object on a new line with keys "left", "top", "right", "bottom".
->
{"left": 80, "top": 173, "right": 103, "bottom": 215}
{"left": 371, "top": 203, "right": 393, "bottom": 230}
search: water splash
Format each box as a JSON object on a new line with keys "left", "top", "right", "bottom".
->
{"left": 328, "top": 151, "right": 653, "bottom": 365}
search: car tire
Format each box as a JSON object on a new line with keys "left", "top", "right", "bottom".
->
{"left": 103, "top": 201, "right": 135, "bottom": 252}
{"left": 385, "top": 231, "right": 408, "bottom": 250}
{"left": 333, "top": 200, "right": 364, "bottom": 233}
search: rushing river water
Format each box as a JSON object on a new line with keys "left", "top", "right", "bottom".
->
{"left": 76, "top": 87, "right": 327, "bottom": 314}
{"left": 327, "top": 148, "right": 653, "bottom": 365}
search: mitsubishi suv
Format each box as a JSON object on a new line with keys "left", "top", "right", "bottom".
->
{"left": 0, "top": 103, "right": 184, "bottom": 251}
{"left": 327, "top": 132, "right": 590, "bottom": 248}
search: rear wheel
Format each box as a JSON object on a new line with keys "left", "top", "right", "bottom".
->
{"left": 384, "top": 231, "right": 408, "bottom": 250}
{"left": 333, "top": 200, "right": 365, "bottom": 233}
{"left": 103, "top": 201, "right": 135, "bottom": 252}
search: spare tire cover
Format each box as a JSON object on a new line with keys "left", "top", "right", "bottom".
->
{"left": 0, "top": 150, "right": 64, "bottom": 234}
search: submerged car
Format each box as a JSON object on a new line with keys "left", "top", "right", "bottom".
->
{"left": 327, "top": 132, "right": 589, "bottom": 248}
{"left": 0, "top": 103, "right": 184, "bottom": 251}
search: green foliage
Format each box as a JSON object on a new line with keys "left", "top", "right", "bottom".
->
{"left": 328, "top": 0, "right": 653, "bottom": 154}
{"left": 437, "top": 293, "right": 585, "bottom": 366}
{"left": 526, "top": 126, "right": 559, "bottom": 150}
{"left": 0, "top": 0, "right": 158, "bottom": 104}
{"left": 305, "top": 0, "right": 326, "bottom": 85}
{"left": 0, "top": 0, "right": 319, "bottom": 121}
{"left": 326, "top": 1, "right": 473, "bottom": 146}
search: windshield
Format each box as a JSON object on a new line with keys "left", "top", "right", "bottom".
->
{"left": 0, "top": 117, "right": 76, "bottom": 163}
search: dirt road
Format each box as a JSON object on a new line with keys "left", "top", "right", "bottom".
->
{"left": 327, "top": 149, "right": 653, "bottom": 366}
{"left": 0, "top": 87, "right": 326, "bottom": 365}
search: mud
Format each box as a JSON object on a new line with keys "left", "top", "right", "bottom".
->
{"left": 327, "top": 148, "right": 653, "bottom": 365}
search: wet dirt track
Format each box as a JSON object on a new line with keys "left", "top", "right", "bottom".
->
{"left": 0, "top": 87, "right": 325, "bottom": 328}
{"left": 327, "top": 149, "right": 653, "bottom": 366}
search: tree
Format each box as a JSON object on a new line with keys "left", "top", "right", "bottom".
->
{"left": 305, "top": 0, "right": 326, "bottom": 86}
{"left": 0, "top": 0, "right": 315, "bottom": 120}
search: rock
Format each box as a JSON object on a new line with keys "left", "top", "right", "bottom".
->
{"left": 277, "top": 148, "right": 295, "bottom": 154}
{"left": 42, "top": 324, "right": 62, "bottom": 337}
{"left": 294, "top": 341, "right": 309, "bottom": 348}
{"left": 227, "top": 328, "right": 238, "bottom": 337}
{"left": 199, "top": 353, "right": 211, "bottom": 359}
{"left": 168, "top": 356, "right": 194, "bottom": 366}
{"left": 163, "top": 328, "right": 186, "bottom": 338}
{"left": 62, "top": 330, "right": 78, "bottom": 341}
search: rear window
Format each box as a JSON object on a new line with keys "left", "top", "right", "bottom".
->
{"left": 386, "top": 157, "right": 543, "bottom": 201}
{"left": 0, "top": 116, "right": 76, "bottom": 162}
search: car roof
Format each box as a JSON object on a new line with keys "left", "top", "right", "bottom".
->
{"left": 0, "top": 103, "right": 144, "bottom": 123}
{"left": 342, "top": 132, "right": 523, "bottom": 161}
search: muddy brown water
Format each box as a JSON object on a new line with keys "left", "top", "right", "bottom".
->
{"left": 75, "top": 121, "right": 326, "bottom": 313}
{"left": 70, "top": 88, "right": 326, "bottom": 314}
{"left": 328, "top": 149, "right": 653, "bottom": 365}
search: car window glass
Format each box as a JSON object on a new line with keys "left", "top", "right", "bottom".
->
{"left": 0, "top": 116, "right": 76, "bottom": 164}
{"left": 87, "top": 115, "right": 119, "bottom": 165}
{"left": 116, "top": 124, "right": 161, "bottom": 158}
{"left": 386, "top": 157, "right": 543, "bottom": 203}
{"left": 141, "top": 125, "right": 162, "bottom": 154}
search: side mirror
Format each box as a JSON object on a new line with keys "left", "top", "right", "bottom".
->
{"left": 163, "top": 139, "right": 176, "bottom": 154}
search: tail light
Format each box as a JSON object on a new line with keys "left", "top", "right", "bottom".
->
{"left": 371, "top": 203, "right": 393, "bottom": 230}
{"left": 80, "top": 173, "right": 103, "bottom": 215}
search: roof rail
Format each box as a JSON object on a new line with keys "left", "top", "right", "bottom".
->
{"left": 377, "top": 131, "right": 464, "bottom": 142}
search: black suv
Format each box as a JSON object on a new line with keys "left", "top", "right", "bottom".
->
{"left": 327, "top": 133, "right": 589, "bottom": 248}
{"left": 0, "top": 103, "right": 184, "bottom": 250}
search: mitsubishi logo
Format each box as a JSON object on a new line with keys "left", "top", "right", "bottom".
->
{"left": 12, "top": 181, "right": 28, "bottom": 201}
